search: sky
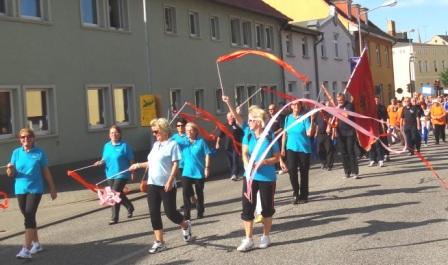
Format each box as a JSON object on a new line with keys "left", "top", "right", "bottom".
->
{"left": 355, "top": 0, "right": 448, "bottom": 42}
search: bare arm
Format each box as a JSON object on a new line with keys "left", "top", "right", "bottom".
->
{"left": 164, "top": 160, "right": 179, "bottom": 192}
{"left": 222, "top": 95, "right": 243, "bottom": 127}
{"left": 43, "top": 167, "right": 57, "bottom": 200}
{"left": 204, "top": 155, "right": 210, "bottom": 178}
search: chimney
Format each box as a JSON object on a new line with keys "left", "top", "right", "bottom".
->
{"left": 360, "top": 7, "right": 368, "bottom": 25}
{"left": 387, "top": 20, "right": 396, "bottom": 37}
{"left": 352, "top": 4, "right": 360, "bottom": 21}
{"left": 332, "top": 0, "right": 352, "bottom": 19}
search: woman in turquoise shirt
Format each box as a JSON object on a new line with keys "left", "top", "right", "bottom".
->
{"left": 281, "top": 102, "right": 315, "bottom": 205}
{"left": 95, "top": 125, "right": 135, "bottom": 225}
{"left": 237, "top": 106, "right": 280, "bottom": 252}
{"left": 6, "top": 128, "right": 57, "bottom": 259}
{"left": 178, "top": 122, "right": 211, "bottom": 220}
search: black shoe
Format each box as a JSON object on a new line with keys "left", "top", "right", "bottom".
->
{"left": 327, "top": 167, "right": 332, "bottom": 171}
{"left": 109, "top": 219, "right": 118, "bottom": 225}
{"left": 298, "top": 199, "right": 308, "bottom": 204}
{"left": 197, "top": 212, "right": 204, "bottom": 219}
{"left": 293, "top": 196, "right": 299, "bottom": 205}
{"left": 127, "top": 209, "right": 134, "bottom": 218}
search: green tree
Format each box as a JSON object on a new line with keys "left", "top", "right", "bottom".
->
{"left": 440, "top": 69, "right": 448, "bottom": 87}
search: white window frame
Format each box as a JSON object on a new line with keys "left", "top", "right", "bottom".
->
{"left": 242, "top": 20, "right": 252, "bottom": 48}
{"left": 23, "top": 85, "right": 55, "bottom": 136}
{"left": 194, "top": 89, "right": 205, "bottom": 111}
{"left": 246, "top": 84, "right": 257, "bottom": 107}
{"left": 169, "top": 88, "right": 182, "bottom": 112}
{"left": 255, "top": 23, "right": 264, "bottom": 49}
{"left": 19, "top": 0, "right": 43, "bottom": 20}
{"left": 188, "top": 10, "right": 200, "bottom": 37}
{"left": 333, "top": 33, "right": 339, "bottom": 59}
{"left": 285, "top": 32, "right": 294, "bottom": 56}
{"left": 302, "top": 36, "right": 309, "bottom": 57}
{"left": 234, "top": 85, "right": 246, "bottom": 106}
{"left": 287, "top": 81, "right": 296, "bottom": 94}
{"left": 112, "top": 85, "right": 134, "bottom": 126}
{"left": 210, "top": 15, "right": 220, "bottom": 41}
{"left": 305, "top": 82, "right": 312, "bottom": 99}
{"left": 80, "top": 0, "right": 99, "bottom": 26}
{"left": 86, "top": 85, "right": 111, "bottom": 130}
{"left": 230, "top": 17, "right": 241, "bottom": 46}
{"left": 265, "top": 25, "right": 274, "bottom": 50}
{"left": 107, "top": 0, "right": 128, "bottom": 30}
{"left": 0, "top": 86, "right": 20, "bottom": 140}
{"left": 163, "top": 5, "right": 176, "bottom": 34}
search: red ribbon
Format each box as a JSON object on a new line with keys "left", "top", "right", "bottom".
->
{"left": 217, "top": 50, "right": 309, "bottom": 84}
{"left": 178, "top": 112, "right": 217, "bottom": 142}
{"left": 0, "top": 191, "right": 9, "bottom": 209}
{"left": 67, "top": 170, "right": 98, "bottom": 193}
{"left": 414, "top": 151, "right": 448, "bottom": 189}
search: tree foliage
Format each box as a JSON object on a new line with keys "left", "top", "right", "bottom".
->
{"left": 440, "top": 69, "right": 448, "bottom": 87}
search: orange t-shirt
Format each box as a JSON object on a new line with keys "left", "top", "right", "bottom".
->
{"left": 430, "top": 105, "right": 446, "bottom": 125}
{"left": 387, "top": 105, "right": 400, "bottom": 127}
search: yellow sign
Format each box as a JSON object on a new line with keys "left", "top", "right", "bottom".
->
{"left": 140, "top": 95, "right": 157, "bottom": 126}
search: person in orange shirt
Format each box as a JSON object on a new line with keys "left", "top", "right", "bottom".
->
{"left": 387, "top": 98, "right": 400, "bottom": 144}
{"left": 430, "top": 97, "right": 446, "bottom": 144}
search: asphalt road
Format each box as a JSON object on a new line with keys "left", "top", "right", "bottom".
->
{"left": 1, "top": 140, "right": 448, "bottom": 265}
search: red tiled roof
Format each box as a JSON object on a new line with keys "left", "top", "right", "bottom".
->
{"left": 209, "top": 0, "right": 291, "bottom": 21}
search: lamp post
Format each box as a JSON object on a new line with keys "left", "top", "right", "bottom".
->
{"left": 406, "top": 29, "right": 416, "bottom": 95}
{"left": 357, "top": 0, "right": 398, "bottom": 55}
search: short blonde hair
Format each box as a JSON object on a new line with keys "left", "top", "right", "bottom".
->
{"left": 248, "top": 106, "right": 267, "bottom": 128}
{"left": 149, "top": 118, "right": 170, "bottom": 135}
{"left": 185, "top": 122, "right": 199, "bottom": 133}
{"left": 19, "top": 128, "right": 35, "bottom": 138}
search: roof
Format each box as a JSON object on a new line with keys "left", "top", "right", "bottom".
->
{"left": 435, "top": 35, "right": 448, "bottom": 42}
{"left": 208, "top": 0, "right": 291, "bottom": 22}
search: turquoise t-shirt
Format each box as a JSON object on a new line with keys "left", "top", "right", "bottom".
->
{"left": 242, "top": 130, "right": 279, "bottom": 182}
{"left": 171, "top": 133, "right": 187, "bottom": 169}
{"left": 102, "top": 141, "right": 134, "bottom": 179}
{"left": 284, "top": 113, "right": 312, "bottom": 153}
{"left": 179, "top": 137, "right": 211, "bottom": 179}
{"left": 10, "top": 146, "right": 48, "bottom": 195}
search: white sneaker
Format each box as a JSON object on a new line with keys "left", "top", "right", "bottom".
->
{"left": 277, "top": 170, "right": 285, "bottom": 175}
{"left": 230, "top": 175, "right": 238, "bottom": 181}
{"left": 148, "top": 241, "right": 166, "bottom": 254}
{"left": 16, "top": 247, "right": 32, "bottom": 259}
{"left": 351, "top": 174, "right": 360, "bottom": 179}
{"left": 182, "top": 220, "right": 192, "bottom": 242}
{"left": 378, "top": 161, "right": 384, "bottom": 167}
{"left": 368, "top": 161, "right": 375, "bottom": 167}
{"left": 259, "top": 235, "right": 271, "bottom": 249}
{"left": 237, "top": 238, "right": 254, "bottom": 252}
{"left": 30, "top": 242, "right": 43, "bottom": 254}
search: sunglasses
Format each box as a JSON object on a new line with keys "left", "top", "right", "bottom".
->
{"left": 248, "top": 119, "right": 258, "bottom": 123}
{"left": 176, "top": 124, "right": 185, "bottom": 127}
{"left": 20, "top": 135, "right": 33, "bottom": 140}
{"left": 152, "top": 130, "right": 160, "bottom": 135}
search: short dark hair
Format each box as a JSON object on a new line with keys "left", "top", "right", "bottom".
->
{"left": 176, "top": 118, "right": 187, "bottom": 126}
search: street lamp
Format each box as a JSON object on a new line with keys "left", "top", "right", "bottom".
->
{"left": 357, "top": 0, "right": 398, "bottom": 55}
{"left": 406, "top": 29, "right": 415, "bottom": 95}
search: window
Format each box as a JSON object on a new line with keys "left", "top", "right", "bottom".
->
{"left": 375, "top": 44, "right": 381, "bottom": 66}
{"left": 304, "top": 82, "right": 311, "bottom": 98}
{"left": 246, "top": 85, "right": 257, "bottom": 106}
{"left": 323, "top": 81, "right": 329, "bottom": 91}
{"left": 20, "top": 0, "right": 41, "bottom": 18}
{"left": 265, "top": 26, "right": 274, "bottom": 50}
{"left": 113, "top": 86, "right": 132, "bottom": 125}
{"left": 442, "top": 60, "right": 446, "bottom": 70}
{"left": 189, "top": 11, "right": 199, "bottom": 37}
{"left": 321, "top": 42, "right": 327, "bottom": 58}
{"left": 424, "top": 61, "right": 428, "bottom": 72}
{"left": 347, "top": 43, "right": 351, "bottom": 60}
{"left": 242, "top": 21, "right": 252, "bottom": 47}
{"left": 0, "top": 91, "right": 13, "bottom": 137}
{"left": 285, "top": 33, "right": 293, "bottom": 55}
{"left": 81, "top": 0, "right": 98, "bottom": 25}
{"left": 255, "top": 23, "right": 263, "bottom": 48}
{"left": 210, "top": 16, "right": 220, "bottom": 40}
{"left": 333, "top": 33, "right": 339, "bottom": 58}
{"left": 230, "top": 18, "right": 241, "bottom": 45}
{"left": 169, "top": 89, "right": 181, "bottom": 112}
{"left": 332, "top": 81, "right": 338, "bottom": 100}
{"left": 434, "top": 60, "right": 438, "bottom": 72}
{"left": 287, "top": 81, "right": 296, "bottom": 93}
{"left": 87, "top": 87, "right": 107, "bottom": 129}
{"left": 259, "top": 87, "right": 268, "bottom": 109}
{"left": 385, "top": 47, "right": 390, "bottom": 67}
{"left": 25, "top": 89, "right": 50, "bottom": 134}
{"left": 269, "top": 86, "right": 278, "bottom": 104}
{"left": 216, "top": 89, "right": 224, "bottom": 113}
{"left": 0, "top": 0, "right": 6, "bottom": 15}
{"left": 194, "top": 89, "right": 204, "bottom": 109}
{"left": 108, "top": 0, "right": 127, "bottom": 30}
{"left": 164, "top": 6, "right": 176, "bottom": 33}
{"left": 418, "top": 61, "right": 422, "bottom": 72}
{"left": 234, "top": 85, "right": 245, "bottom": 106}
{"left": 302, "top": 37, "right": 309, "bottom": 57}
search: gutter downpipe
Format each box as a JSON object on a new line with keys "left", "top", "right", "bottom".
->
{"left": 314, "top": 32, "right": 324, "bottom": 98}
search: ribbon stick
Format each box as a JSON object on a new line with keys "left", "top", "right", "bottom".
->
{"left": 237, "top": 87, "right": 263, "bottom": 109}
{"left": 71, "top": 164, "right": 96, "bottom": 172}
{"left": 169, "top": 102, "right": 188, "bottom": 125}
{"left": 216, "top": 63, "right": 226, "bottom": 96}
{"left": 95, "top": 169, "right": 130, "bottom": 186}
{"left": 0, "top": 191, "right": 9, "bottom": 209}
{"left": 0, "top": 165, "right": 7, "bottom": 169}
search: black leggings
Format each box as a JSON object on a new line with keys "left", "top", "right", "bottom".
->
{"left": 182, "top": 177, "right": 205, "bottom": 220}
{"left": 241, "top": 179, "right": 276, "bottom": 221}
{"left": 108, "top": 178, "right": 134, "bottom": 221}
{"left": 147, "top": 185, "right": 184, "bottom": 230}
{"left": 286, "top": 150, "right": 310, "bottom": 199}
{"left": 17, "top": 193, "right": 42, "bottom": 229}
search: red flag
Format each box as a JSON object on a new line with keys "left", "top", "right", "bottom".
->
{"left": 345, "top": 48, "right": 378, "bottom": 151}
